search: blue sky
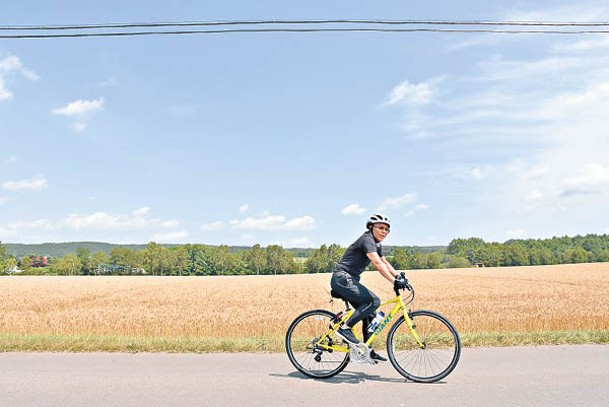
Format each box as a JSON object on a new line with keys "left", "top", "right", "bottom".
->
{"left": 2, "top": 1, "right": 609, "bottom": 248}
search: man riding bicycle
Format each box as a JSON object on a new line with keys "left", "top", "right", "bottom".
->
{"left": 330, "top": 213, "right": 409, "bottom": 362}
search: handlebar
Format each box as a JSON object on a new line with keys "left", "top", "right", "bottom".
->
{"left": 393, "top": 271, "right": 413, "bottom": 296}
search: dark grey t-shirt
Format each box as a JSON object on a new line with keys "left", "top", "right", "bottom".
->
{"left": 334, "top": 231, "right": 383, "bottom": 276}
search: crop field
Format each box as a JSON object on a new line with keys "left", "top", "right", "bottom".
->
{"left": 1, "top": 263, "right": 608, "bottom": 352}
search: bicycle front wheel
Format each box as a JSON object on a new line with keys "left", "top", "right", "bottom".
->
{"left": 285, "top": 309, "right": 350, "bottom": 379}
{"left": 387, "top": 310, "right": 461, "bottom": 383}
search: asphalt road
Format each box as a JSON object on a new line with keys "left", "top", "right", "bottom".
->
{"left": 1, "top": 345, "right": 608, "bottom": 407}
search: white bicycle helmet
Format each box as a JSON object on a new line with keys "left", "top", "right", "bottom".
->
{"left": 366, "top": 213, "right": 391, "bottom": 229}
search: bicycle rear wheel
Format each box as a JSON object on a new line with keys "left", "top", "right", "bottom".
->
{"left": 387, "top": 310, "right": 461, "bottom": 383}
{"left": 285, "top": 309, "right": 350, "bottom": 379}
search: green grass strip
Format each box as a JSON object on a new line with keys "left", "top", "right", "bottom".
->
{"left": 460, "top": 330, "right": 609, "bottom": 347}
{"left": 0, "top": 334, "right": 284, "bottom": 353}
{"left": 0, "top": 330, "right": 608, "bottom": 353}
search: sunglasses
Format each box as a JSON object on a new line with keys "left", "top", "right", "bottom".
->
{"left": 374, "top": 225, "right": 390, "bottom": 233}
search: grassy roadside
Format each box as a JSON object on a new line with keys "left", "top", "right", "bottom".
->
{"left": 1, "top": 330, "right": 608, "bottom": 353}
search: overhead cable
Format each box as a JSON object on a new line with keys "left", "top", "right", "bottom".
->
{"left": 2, "top": 19, "right": 609, "bottom": 31}
{"left": 1, "top": 19, "right": 609, "bottom": 39}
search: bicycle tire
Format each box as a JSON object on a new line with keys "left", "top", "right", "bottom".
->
{"left": 285, "top": 309, "right": 350, "bottom": 379}
{"left": 387, "top": 309, "right": 461, "bottom": 383}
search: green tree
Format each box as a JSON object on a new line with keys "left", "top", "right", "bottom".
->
{"left": 143, "top": 242, "right": 178, "bottom": 276}
{"left": 0, "top": 243, "right": 7, "bottom": 273}
{"left": 243, "top": 244, "right": 266, "bottom": 275}
{"left": 447, "top": 237, "right": 486, "bottom": 265}
{"left": 91, "top": 251, "right": 110, "bottom": 270}
{"left": 446, "top": 255, "right": 471, "bottom": 268}
{"left": 266, "top": 245, "right": 296, "bottom": 275}
{"left": 389, "top": 247, "right": 409, "bottom": 270}
{"left": 408, "top": 252, "right": 427, "bottom": 270}
{"left": 305, "top": 244, "right": 344, "bottom": 273}
{"left": 502, "top": 244, "right": 529, "bottom": 266}
{"left": 211, "top": 245, "right": 239, "bottom": 275}
{"left": 168, "top": 246, "right": 189, "bottom": 275}
{"left": 565, "top": 247, "right": 590, "bottom": 264}
{"left": 0, "top": 244, "right": 18, "bottom": 274}
{"left": 111, "top": 247, "right": 143, "bottom": 274}
{"left": 184, "top": 244, "right": 216, "bottom": 275}
{"left": 3, "top": 257, "right": 17, "bottom": 273}
{"left": 50, "top": 254, "right": 82, "bottom": 276}
{"left": 595, "top": 249, "right": 609, "bottom": 262}
{"left": 424, "top": 252, "right": 442, "bottom": 269}
{"left": 76, "top": 247, "right": 92, "bottom": 275}
{"left": 19, "top": 256, "right": 34, "bottom": 274}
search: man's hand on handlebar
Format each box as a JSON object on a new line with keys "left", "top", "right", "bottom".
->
{"left": 393, "top": 274, "right": 410, "bottom": 291}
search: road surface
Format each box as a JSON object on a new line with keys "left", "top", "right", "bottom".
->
{"left": 1, "top": 345, "right": 608, "bottom": 406}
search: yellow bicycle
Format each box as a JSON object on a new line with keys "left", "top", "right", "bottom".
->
{"left": 285, "top": 273, "right": 461, "bottom": 383}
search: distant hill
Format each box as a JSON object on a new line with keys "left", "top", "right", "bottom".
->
{"left": 4, "top": 242, "right": 447, "bottom": 258}
{"left": 4, "top": 242, "right": 285, "bottom": 258}
{"left": 5, "top": 242, "right": 149, "bottom": 257}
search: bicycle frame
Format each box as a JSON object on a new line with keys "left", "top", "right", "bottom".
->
{"left": 316, "top": 292, "right": 425, "bottom": 353}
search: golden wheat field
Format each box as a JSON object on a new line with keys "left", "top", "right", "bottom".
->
{"left": 1, "top": 263, "right": 608, "bottom": 351}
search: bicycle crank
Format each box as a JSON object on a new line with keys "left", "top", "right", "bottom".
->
{"left": 349, "top": 343, "right": 374, "bottom": 365}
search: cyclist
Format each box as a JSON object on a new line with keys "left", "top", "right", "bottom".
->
{"left": 331, "top": 213, "right": 408, "bottom": 362}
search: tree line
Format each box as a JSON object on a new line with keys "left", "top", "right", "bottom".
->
{"left": 2, "top": 233, "right": 609, "bottom": 276}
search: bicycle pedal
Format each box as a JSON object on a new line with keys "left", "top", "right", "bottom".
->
{"left": 349, "top": 343, "right": 374, "bottom": 365}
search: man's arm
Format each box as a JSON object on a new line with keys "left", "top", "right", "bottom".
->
{"left": 382, "top": 255, "right": 399, "bottom": 277}
{"left": 367, "top": 252, "right": 398, "bottom": 283}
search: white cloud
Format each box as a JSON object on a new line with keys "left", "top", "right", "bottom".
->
{"left": 378, "top": 193, "right": 418, "bottom": 210}
{"left": 230, "top": 213, "right": 316, "bottom": 231}
{"left": 391, "top": 22, "right": 609, "bottom": 236}
{"left": 132, "top": 207, "right": 151, "bottom": 217}
{"left": 52, "top": 98, "right": 105, "bottom": 132}
{"left": 201, "top": 221, "right": 225, "bottom": 231}
{"left": 284, "top": 216, "right": 316, "bottom": 230}
{"left": 152, "top": 230, "right": 188, "bottom": 242}
{"left": 524, "top": 190, "right": 544, "bottom": 202}
{"left": 0, "top": 55, "right": 22, "bottom": 73}
{"left": 341, "top": 203, "right": 365, "bottom": 215}
{"left": 64, "top": 210, "right": 147, "bottom": 230}
{"left": 61, "top": 207, "right": 179, "bottom": 233}
{"left": 160, "top": 220, "right": 179, "bottom": 228}
{"left": 0, "top": 79, "right": 11, "bottom": 101}
{"left": 443, "top": 26, "right": 609, "bottom": 239}
{"left": 0, "top": 219, "right": 55, "bottom": 237}
{"left": 2, "top": 176, "right": 48, "bottom": 191}
{"left": 405, "top": 203, "right": 429, "bottom": 217}
{"left": 239, "top": 204, "right": 249, "bottom": 214}
{"left": 52, "top": 98, "right": 104, "bottom": 116}
{"left": 0, "top": 196, "right": 7, "bottom": 205}
{"left": 0, "top": 207, "right": 180, "bottom": 241}
{"left": 0, "top": 55, "right": 39, "bottom": 101}
{"left": 564, "top": 163, "right": 609, "bottom": 189}
{"left": 385, "top": 80, "right": 434, "bottom": 106}
{"left": 472, "top": 167, "right": 485, "bottom": 180}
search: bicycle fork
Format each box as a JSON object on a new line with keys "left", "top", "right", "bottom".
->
{"left": 403, "top": 310, "right": 426, "bottom": 349}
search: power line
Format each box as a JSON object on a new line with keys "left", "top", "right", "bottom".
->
{"left": 1, "top": 19, "right": 609, "bottom": 39}
{"left": 2, "top": 28, "right": 609, "bottom": 40}
{"left": 2, "top": 19, "right": 609, "bottom": 31}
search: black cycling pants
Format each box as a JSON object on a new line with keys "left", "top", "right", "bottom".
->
{"left": 330, "top": 271, "right": 381, "bottom": 341}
